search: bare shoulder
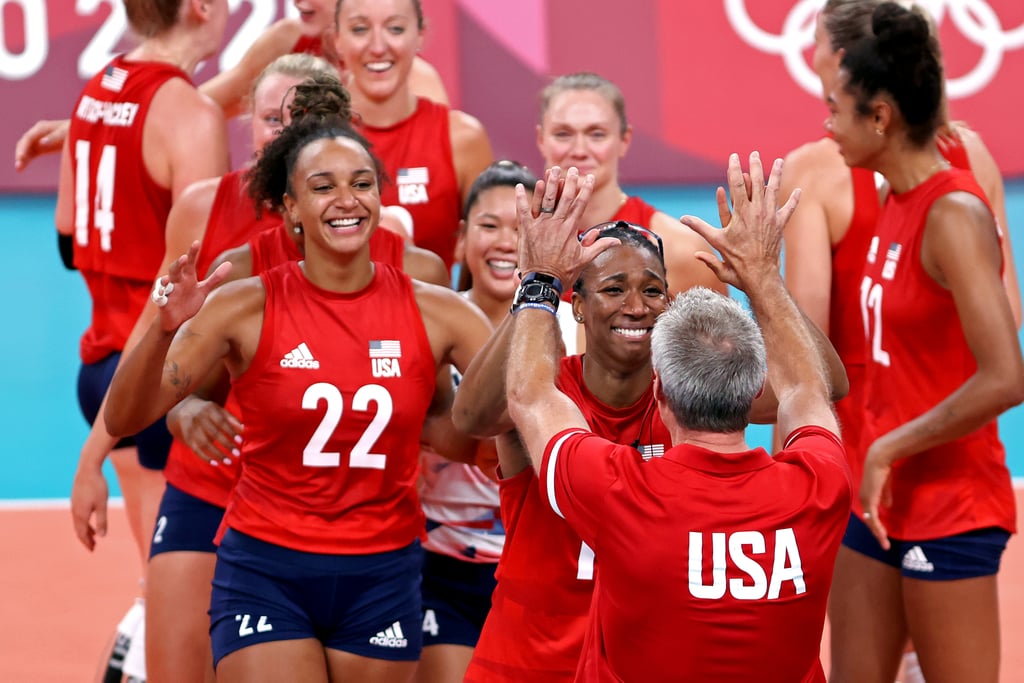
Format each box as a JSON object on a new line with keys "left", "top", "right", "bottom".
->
{"left": 650, "top": 209, "right": 708, "bottom": 251}
{"left": 413, "top": 278, "right": 470, "bottom": 308}
{"left": 204, "top": 273, "right": 268, "bottom": 318}
{"left": 402, "top": 243, "right": 450, "bottom": 286}
{"left": 152, "top": 80, "right": 226, "bottom": 132}
{"left": 178, "top": 176, "right": 223, "bottom": 211}
{"left": 208, "top": 243, "right": 253, "bottom": 281}
{"left": 448, "top": 109, "right": 489, "bottom": 148}
{"left": 782, "top": 138, "right": 844, "bottom": 189}
{"left": 410, "top": 56, "right": 449, "bottom": 105}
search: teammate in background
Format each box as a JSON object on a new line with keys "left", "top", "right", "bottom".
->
{"left": 55, "top": 0, "right": 229, "bottom": 678}
{"left": 14, "top": 0, "right": 449, "bottom": 169}
{"left": 825, "top": 5, "right": 1024, "bottom": 681}
{"left": 334, "top": 0, "right": 493, "bottom": 268}
{"left": 415, "top": 160, "right": 538, "bottom": 683}
{"left": 536, "top": 73, "right": 725, "bottom": 307}
{"left": 103, "top": 85, "right": 491, "bottom": 681}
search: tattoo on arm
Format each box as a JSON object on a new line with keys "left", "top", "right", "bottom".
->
{"left": 165, "top": 360, "right": 193, "bottom": 401}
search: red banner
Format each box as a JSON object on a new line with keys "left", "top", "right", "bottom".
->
{"left": 3, "top": 0, "right": 1023, "bottom": 190}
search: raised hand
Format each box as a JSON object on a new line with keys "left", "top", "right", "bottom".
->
{"left": 514, "top": 165, "right": 617, "bottom": 286}
{"left": 681, "top": 152, "right": 800, "bottom": 292}
{"left": 14, "top": 118, "right": 69, "bottom": 171}
{"left": 154, "top": 241, "right": 232, "bottom": 332}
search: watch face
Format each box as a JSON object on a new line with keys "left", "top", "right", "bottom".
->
{"left": 522, "top": 282, "right": 551, "bottom": 297}
{"left": 514, "top": 280, "right": 561, "bottom": 309}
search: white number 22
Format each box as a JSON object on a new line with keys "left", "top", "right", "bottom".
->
{"left": 74, "top": 140, "right": 116, "bottom": 252}
{"left": 301, "top": 382, "right": 393, "bottom": 470}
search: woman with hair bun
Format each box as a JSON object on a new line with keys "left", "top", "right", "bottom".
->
{"left": 824, "top": 4, "right": 1024, "bottom": 681}
{"left": 104, "top": 77, "right": 493, "bottom": 681}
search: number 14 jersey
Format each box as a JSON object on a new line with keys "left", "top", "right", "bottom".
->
{"left": 225, "top": 261, "right": 436, "bottom": 554}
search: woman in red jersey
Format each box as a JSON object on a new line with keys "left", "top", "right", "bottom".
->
{"left": 824, "top": 4, "right": 1024, "bottom": 681}
{"left": 56, "top": 0, "right": 229, "bottom": 677}
{"left": 333, "top": 0, "right": 493, "bottom": 268}
{"left": 104, "top": 89, "right": 491, "bottom": 682}
{"left": 781, "top": 2, "right": 1022, "bottom": 680}
{"left": 140, "top": 53, "right": 339, "bottom": 683}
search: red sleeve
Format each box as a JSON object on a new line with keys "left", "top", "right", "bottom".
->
{"left": 539, "top": 428, "right": 624, "bottom": 547}
{"left": 782, "top": 425, "right": 853, "bottom": 489}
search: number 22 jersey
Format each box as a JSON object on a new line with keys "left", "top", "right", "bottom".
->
{"left": 224, "top": 261, "right": 436, "bottom": 554}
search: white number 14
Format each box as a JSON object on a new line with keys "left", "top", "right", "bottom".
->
{"left": 74, "top": 140, "right": 116, "bottom": 252}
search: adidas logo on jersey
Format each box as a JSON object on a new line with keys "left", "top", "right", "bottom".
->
{"left": 369, "top": 621, "right": 408, "bottom": 648}
{"left": 280, "top": 342, "right": 320, "bottom": 369}
{"left": 902, "top": 545, "right": 934, "bottom": 573}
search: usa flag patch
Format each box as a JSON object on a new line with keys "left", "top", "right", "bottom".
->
{"left": 101, "top": 65, "right": 129, "bottom": 92}
{"left": 397, "top": 167, "right": 429, "bottom": 185}
{"left": 369, "top": 340, "right": 402, "bottom": 358}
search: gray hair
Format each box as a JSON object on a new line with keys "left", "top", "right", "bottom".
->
{"left": 650, "top": 288, "right": 767, "bottom": 433}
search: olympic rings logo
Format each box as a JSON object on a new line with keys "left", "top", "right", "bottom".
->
{"left": 725, "top": 0, "right": 1024, "bottom": 98}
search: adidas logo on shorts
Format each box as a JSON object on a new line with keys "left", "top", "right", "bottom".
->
{"left": 902, "top": 545, "right": 935, "bottom": 573}
{"left": 369, "top": 621, "right": 408, "bottom": 648}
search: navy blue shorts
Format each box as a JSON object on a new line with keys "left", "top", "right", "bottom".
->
{"left": 421, "top": 551, "right": 497, "bottom": 647}
{"left": 842, "top": 512, "right": 1010, "bottom": 581}
{"left": 78, "top": 352, "right": 172, "bottom": 470}
{"left": 209, "top": 529, "right": 424, "bottom": 667}
{"left": 149, "top": 483, "right": 224, "bottom": 558}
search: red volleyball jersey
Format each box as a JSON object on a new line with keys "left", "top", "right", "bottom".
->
{"left": 357, "top": 98, "right": 461, "bottom": 267}
{"left": 542, "top": 426, "right": 850, "bottom": 682}
{"left": 292, "top": 33, "right": 324, "bottom": 57}
{"left": 859, "top": 168, "right": 1016, "bottom": 539}
{"left": 196, "top": 170, "right": 282, "bottom": 278}
{"left": 223, "top": 261, "right": 435, "bottom": 554}
{"left": 465, "top": 355, "right": 670, "bottom": 683}
{"left": 834, "top": 142, "right": 977, "bottom": 516}
{"left": 167, "top": 225, "right": 409, "bottom": 508}
{"left": 69, "top": 56, "right": 189, "bottom": 363}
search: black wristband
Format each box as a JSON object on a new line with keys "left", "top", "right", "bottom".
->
{"left": 57, "top": 233, "right": 76, "bottom": 271}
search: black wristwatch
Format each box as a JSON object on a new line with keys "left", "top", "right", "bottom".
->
{"left": 511, "top": 272, "right": 563, "bottom": 314}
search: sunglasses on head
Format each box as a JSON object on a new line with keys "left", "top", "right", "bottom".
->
{"left": 578, "top": 220, "right": 665, "bottom": 261}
